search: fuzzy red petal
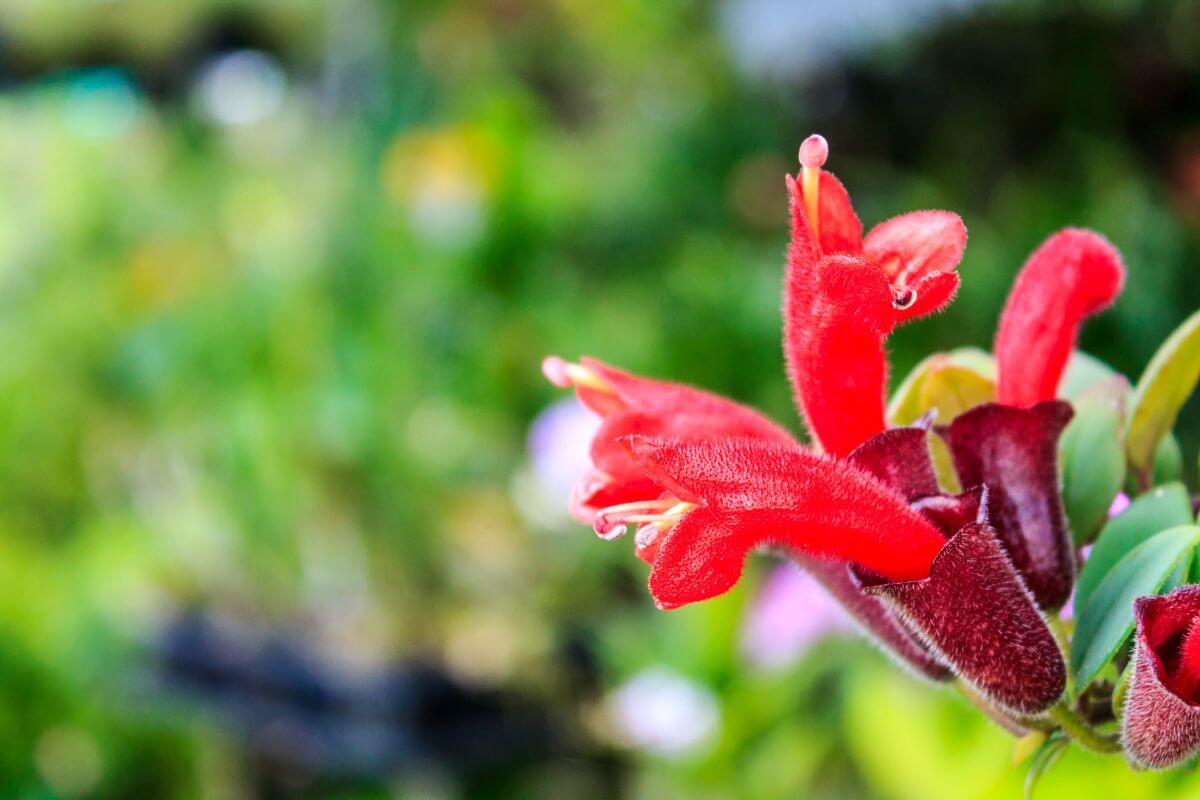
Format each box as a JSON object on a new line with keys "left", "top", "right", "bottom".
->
{"left": 785, "top": 255, "right": 894, "bottom": 456}
{"left": 894, "top": 270, "right": 961, "bottom": 324}
{"left": 863, "top": 522, "right": 1066, "bottom": 715}
{"left": 863, "top": 210, "right": 966, "bottom": 285}
{"left": 627, "top": 438, "right": 946, "bottom": 609}
{"left": 569, "top": 359, "right": 795, "bottom": 518}
{"left": 1123, "top": 587, "right": 1200, "bottom": 769}
{"left": 940, "top": 401, "right": 1075, "bottom": 609}
{"left": 814, "top": 171, "right": 863, "bottom": 255}
{"left": 995, "top": 229, "right": 1125, "bottom": 407}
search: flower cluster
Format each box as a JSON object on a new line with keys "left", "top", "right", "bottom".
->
{"left": 543, "top": 135, "right": 1200, "bottom": 777}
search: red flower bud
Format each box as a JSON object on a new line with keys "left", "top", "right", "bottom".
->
{"left": 995, "top": 229, "right": 1125, "bottom": 408}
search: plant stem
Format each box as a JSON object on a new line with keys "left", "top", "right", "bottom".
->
{"left": 1047, "top": 702, "right": 1121, "bottom": 755}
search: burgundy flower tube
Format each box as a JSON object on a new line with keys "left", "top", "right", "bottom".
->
{"left": 1123, "top": 586, "right": 1200, "bottom": 769}
{"left": 940, "top": 400, "right": 1076, "bottom": 610}
{"left": 863, "top": 521, "right": 1067, "bottom": 716}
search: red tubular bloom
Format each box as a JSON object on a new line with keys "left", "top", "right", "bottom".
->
{"left": 1124, "top": 587, "right": 1200, "bottom": 769}
{"left": 940, "top": 401, "right": 1076, "bottom": 610}
{"left": 541, "top": 356, "right": 792, "bottom": 523}
{"left": 995, "top": 229, "right": 1125, "bottom": 407}
{"left": 784, "top": 136, "right": 966, "bottom": 455}
{"left": 785, "top": 254, "right": 895, "bottom": 457}
{"left": 623, "top": 437, "right": 947, "bottom": 610}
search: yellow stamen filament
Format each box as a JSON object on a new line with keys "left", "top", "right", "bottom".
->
{"left": 627, "top": 501, "right": 695, "bottom": 528}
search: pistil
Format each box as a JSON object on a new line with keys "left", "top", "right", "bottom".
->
{"left": 798, "top": 134, "right": 828, "bottom": 238}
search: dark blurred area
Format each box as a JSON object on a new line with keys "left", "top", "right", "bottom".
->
{"left": 0, "top": 1, "right": 1199, "bottom": 798}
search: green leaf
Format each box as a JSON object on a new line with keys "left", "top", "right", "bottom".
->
{"left": 1024, "top": 732, "right": 1068, "bottom": 800}
{"left": 1153, "top": 433, "right": 1184, "bottom": 486}
{"left": 1074, "top": 482, "right": 1193, "bottom": 613}
{"left": 1070, "top": 525, "right": 1200, "bottom": 688}
{"left": 1059, "top": 378, "right": 1127, "bottom": 545}
{"left": 1126, "top": 309, "right": 1200, "bottom": 483}
{"left": 887, "top": 348, "right": 995, "bottom": 425}
{"left": 1061, "top": 351, "right": 1124, "bottom": 401}
{"left": 1164, "top": 548, "right": 1194, "bottom": 595}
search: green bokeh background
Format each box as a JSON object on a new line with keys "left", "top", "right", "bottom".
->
{"left": 0, "top": 0, "right": 1199, "bottom": 797}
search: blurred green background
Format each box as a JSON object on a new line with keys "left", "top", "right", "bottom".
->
{"left": 1, "top": 0, "right": 1200, "bottom": 797}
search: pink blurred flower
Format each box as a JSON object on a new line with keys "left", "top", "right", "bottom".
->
{"left": 740, "top": 561, "right": 850, "bottom": 671}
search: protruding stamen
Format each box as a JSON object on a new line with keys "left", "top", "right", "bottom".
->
{"left": 592, "top": 499, "right": 693, "bottom": 541}
{"left": 541, "top": 355, "right": 614, "bottom": 393}
{"left": 798, "top": 134, "right": 828, "bottom": 238}
{"left": 635, "top": 523, "right": 661, "bottom": 551}
{"left": 892, "top": 286, "right": 918, "bottom": 310}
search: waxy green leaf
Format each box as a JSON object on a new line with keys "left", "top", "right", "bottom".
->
{"left": 1059, "top": 378, "right": 1127, "bottom": 545}
{"left": 1061, "top": 351, "right": 1124, "bottom": 401}
{"left": 1074, "top": 483, "right": 1192, "bottom": 613}
{"left": 1126, "top": 309, "right": 1200, "bottom": 484}
{"left": 1070, "top": 524, "right": 1200, "bottom": 688}
{"left": 889, "top": 350, "right": 995, "bottom": 492}
{"left": 887, "top": 348, "right": 995, "bottom": 425}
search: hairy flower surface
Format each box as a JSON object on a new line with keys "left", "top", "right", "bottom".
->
{"left": 785, "top": 135, "right": 967, "bottom": 456}
{"left": 1124, "top": 586, "right": 1200, "bottom": 769}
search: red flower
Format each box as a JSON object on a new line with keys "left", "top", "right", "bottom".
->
{"left": 995, "top": 228, "right": 1124, "bottom": 407}
{"left": 1123, "top": 586, "right": 1200, "bottom": 768}
{"left": 620, "top": 436, "right": 947, "bottom": 609}
{"left": 540, "top": 356, "right": 792, "bottom": 538}
{"left": 785, "top": 135, "right": 967, "bottom": 456}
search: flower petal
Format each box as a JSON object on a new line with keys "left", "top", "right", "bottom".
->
{"left": 627, "top": 437, "right": 946, "bottom": 609}
{"left": 863, "top": 210, "right": 966, "bottom": 286}
{"left": 995, "top": 229, "right": 1125, "bottom": 407}
{"left": 567, "top": 359, "right": 796, "bottom": 518}
{"left": 940, "top": 401, "right": 1076, "bottom": 609}
{"left": 814, "top": 171, "right": 863, "bottom": 255}
{"left": 863, "top": 522, "right": 1066, "bottom": 715}
{"left": 785, "top": 254, "right": 894, "bottom": 456}
{"left": 1123, "top": 587, "right": 1200, "bottom": 769}
{"left": 894, "top": 270, "right": 960, "bottom": 324}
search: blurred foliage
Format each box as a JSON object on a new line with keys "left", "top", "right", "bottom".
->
{"left": 0, "top": 0, "right": 1199, "bottom": 797}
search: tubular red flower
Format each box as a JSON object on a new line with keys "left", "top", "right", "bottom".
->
{"left": 939, "top": 400, "right": 1075, "bottom": 609}
{"left": 623, "top": 437, "right": 947, "bottom": 610}
{"left": 541, "top": 356, "right": 793, "bottom": 521}
{"left": 784, "top": 136, "right": 966, "bottom": 455}
{"left": 785, "top": 255, "right": 895, "bottom": 457}
{"left": 994, "top": 229, "right": 1125, "bottom": 407}
{"left": 1124, "top": 587, "right": 1200, "bottom": 769}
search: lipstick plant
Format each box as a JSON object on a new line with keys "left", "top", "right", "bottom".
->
{"left": 542, "top": 135, "right": 1200, "bottom": 788}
